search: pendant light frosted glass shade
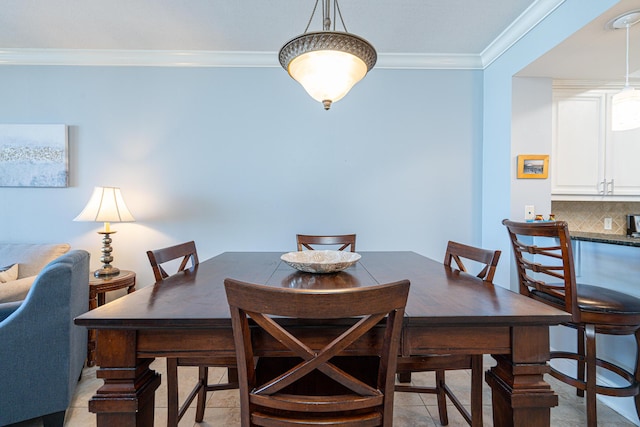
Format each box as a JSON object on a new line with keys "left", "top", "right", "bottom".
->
{"left": 288, "top": 44, "right": 368, "bottom": 109}
{"left": 609, "top": 11, "right": 640, "bottom": 131}
{"left": 612, "top": 86, "right": 640, "bottom": 131}
{"left": 278, "top": 2, "right": 377, "bottom": 111}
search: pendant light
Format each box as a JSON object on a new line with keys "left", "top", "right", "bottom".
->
{"left": 610, "top": 11, "right": 640, "bottom": 131}
{"left": 279, "top": 0, "right": 376, "bottom": 110}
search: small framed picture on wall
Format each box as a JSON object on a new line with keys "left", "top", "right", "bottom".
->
{"left": 517, "top": 154, "right": 549, "bottom": 179}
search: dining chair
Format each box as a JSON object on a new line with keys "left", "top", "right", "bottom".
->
{"left": 396, "top": 240, "right": 501, "bottom": 427}
{"left": 146, "top": 241, "right": 238, "bottom": 427}
{"left": 502, "top": 219, "right": 640, "bottom": 427}
{"left": 296, "top": 234, "right": 356, "bottom": 252}
{"left": 224, "top": 278, "right": 410, "bottom": 427}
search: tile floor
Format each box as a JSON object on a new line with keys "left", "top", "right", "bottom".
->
{"left": 9, "top": 356, "right": 638, "bottom": 426}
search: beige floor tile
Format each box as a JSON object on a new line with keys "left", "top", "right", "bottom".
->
{"left": 10, "top": 356, "right": 637, "bottom": 426}
{"left": 393, "top": 405, "right": 437, "bottom": 427}
{"left": 205, "top": 388, "right": 240, "bottom": 408}
{"left": 196, "top": 407, "right": 241, "bottom": 426}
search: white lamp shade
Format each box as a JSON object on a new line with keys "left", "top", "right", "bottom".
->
{"left": 288, "top": 50, "right": 368, "bottom": 105}
{"left": 74, "top": 187, "right": 135, "bottom": 223}
{"left": 612, "top": 86, "right": 640, "bottom": 131}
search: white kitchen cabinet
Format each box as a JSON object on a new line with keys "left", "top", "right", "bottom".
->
{"left": 551, "top": 88, "right": 640, "bottom": 199}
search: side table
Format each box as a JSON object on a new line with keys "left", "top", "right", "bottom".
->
{"left": 87, "top": 270, "right": 136, "bottom": 367}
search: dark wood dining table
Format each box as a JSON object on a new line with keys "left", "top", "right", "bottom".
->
{"left": 74, "top": 251, "right": 571, "bottom": 427}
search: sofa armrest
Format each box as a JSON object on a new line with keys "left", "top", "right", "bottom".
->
{"left": 0, "top": 276, "right": 36, "bottom": 303}
{"left": 0, "top": 301, "right": 21, "bottom": 322}
{"left": 0, "top": 250, "right": 89, "bottom": 426}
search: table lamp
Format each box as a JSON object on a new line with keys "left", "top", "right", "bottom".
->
{"left": 74, "top": 186, "right": 135, "bottom": 277}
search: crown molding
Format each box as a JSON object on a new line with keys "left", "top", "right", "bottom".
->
{"left": 0, "top": 0, "right": 565, "bottom": 70}
{"left": 481, "top": 0, "right": 566, "bottom": 67}
{"left": 0, "top": 48, "right": 487, "bottom": 69}
{"left": 0, "top": 49, "right": 279, "bottom": 67}
{"left": 553, "top": 79, "right": 639, "bottom": 90}
{"left": 375, "top": 53, "right": 483, "bottom": 70}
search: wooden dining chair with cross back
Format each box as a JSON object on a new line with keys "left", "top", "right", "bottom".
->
{"left": 146, "top": 241, "right": 239, "bottom": 427}
{"left": 224, "top": 278, "right": 410, "bottom": 427}
{"left": 296, "top": 234, "right": 356, "bottom": 252}
{"left": 396, "top": 240, "right": 501, "bottom": 426}
{"left": 502, "top": 219, "right": 640, "bottom": 427}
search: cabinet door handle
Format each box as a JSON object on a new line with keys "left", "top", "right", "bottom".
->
{"left": 607, "top": 179, "right": 614, "bottom": 195}
{"left": 598, "top": 180, "right": 607, "bottom": 195}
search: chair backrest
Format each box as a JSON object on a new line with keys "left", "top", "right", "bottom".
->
{"left": 502, "top": 219, "right": 579, "bottom": 321}
{"left": 296, "top": 234, "right": 356, "bottom": 252}
{"left": 443, "top": 240, "right": 501, "bottom": 283}
{"left": 224, "top": 278, "right": 409, "bottom": 427}
{"left": 146, "top": 241, "right": 199, "bottom": 282}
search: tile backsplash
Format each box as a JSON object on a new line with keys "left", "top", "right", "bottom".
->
{"left": 551, "top": 201, "right": 640, "bottom": 235}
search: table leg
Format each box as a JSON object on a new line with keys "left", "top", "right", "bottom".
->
{"left": 87, "top": 289, "right": 99, "bottom": 367}
{"left": 485, "top": 325, "right": 558, "bottom": 427}
{"left": 89, "top": 330, "right": 161, "bottom": 427}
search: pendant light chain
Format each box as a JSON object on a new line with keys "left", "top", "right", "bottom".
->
{"left": 334, "top": 0, "right": 348, "bottom": 33}
{"left": 303, "top": 0, "right": 349, "bottom": 33}
{"left": 303, "top": 0, "right": 320, "bottom": 33}
{"left": 625, "top": 23, "right": 630, "bottom": 87}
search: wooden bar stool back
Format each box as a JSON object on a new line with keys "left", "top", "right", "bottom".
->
{"left": 296, "top": 234, "right": 356, "bottom": 252}
{"left": 225, "top": 278, "right": 409, "bottom": 427}
{"left": 396, "top": 240, "right": 501, "bottom": 426}
{"left": 147, "top": 241, "right": 238, "bottom": 427}
{"left": 502, "top": 219, "right": 640, "bottom": 427}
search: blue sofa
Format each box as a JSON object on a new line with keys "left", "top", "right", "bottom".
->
{"left": 0, "top": 250, "right": 90, "bottom": 427}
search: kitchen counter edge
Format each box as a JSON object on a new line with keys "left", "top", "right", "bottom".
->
{"left": 570, "top": 231, "right": 640, "bottom": 247}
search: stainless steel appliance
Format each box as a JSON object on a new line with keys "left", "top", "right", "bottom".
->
{"left": 627, "top": 214, "right": 640, "bottom": 238}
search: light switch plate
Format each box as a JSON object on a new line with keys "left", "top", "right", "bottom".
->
{"left": 604, "top": 217, "right": 612, "bottom": 230}
{"left": 525, "top": 205, "right": 535, "bottom": 220}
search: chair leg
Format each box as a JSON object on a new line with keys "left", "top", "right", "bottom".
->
{"left": 228, "top": 366, "right": 239, "bottom": 383}
{"left": 435, "top": 369, "right": 449, "bottom": 425}
{"left": 585, "top": 324, "right": 597, "bottom": 427}
{"left": 42, "top": 410, "right": 65, "bottom": 427}
{"left": 195, "top": 366, "right": 208, "bottom": 422}
{"left": 397, "top": 372, "right": 412, "bottom": 382}
{"left": 167, "top": 358, "right": 179, "bottom": 427}
{"left": 470, "top": 355, "right": 483, "bottom": 427}
{"left": 577, "top": 324, "right": 586, "bottom": 398}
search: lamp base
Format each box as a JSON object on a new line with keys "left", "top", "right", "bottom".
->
{"left": 94, "top": 266, "right": 120, "bottom": 278}
{"left": 95, "top": 230, "right": 120, "bottom": 277}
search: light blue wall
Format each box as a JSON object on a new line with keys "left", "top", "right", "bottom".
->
{"left": 0, "top": 66, "right": 483, "bottom": 287}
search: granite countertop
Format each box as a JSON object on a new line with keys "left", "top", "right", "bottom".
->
{"left": 570, "top": 231, "right": 640, "bottom": 247}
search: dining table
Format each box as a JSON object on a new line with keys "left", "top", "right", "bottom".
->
{"left": 74, "top": 251, "right": 571, "bottom": 427}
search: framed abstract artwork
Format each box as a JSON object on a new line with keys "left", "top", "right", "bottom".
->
{"left": 0, "top": 124, "right": 68, "bottom": 187}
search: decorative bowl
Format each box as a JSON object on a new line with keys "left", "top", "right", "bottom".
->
{"left": 280, "top": 250, "right": 361, "bottom": 274}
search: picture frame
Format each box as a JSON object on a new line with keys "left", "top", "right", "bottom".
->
{"left": 517, "top": 154, "right": 549, "bottom": 179}
{"left": 0, "top": 124, "right": 68, "bottom": 187}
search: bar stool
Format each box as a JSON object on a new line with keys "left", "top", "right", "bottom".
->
{"left": 503, "top": 219, "right": 640, "bottom": 427}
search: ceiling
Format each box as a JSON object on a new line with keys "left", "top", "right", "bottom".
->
{"left": 518, "top": 0, "right": 640, "bottom": 82}
{"left": 0, "top": 0, "right": 638, "bottom": 82}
